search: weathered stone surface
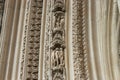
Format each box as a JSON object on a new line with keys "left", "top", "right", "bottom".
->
{"left": 0, "top": 0, "right": 120, "bottom": 80}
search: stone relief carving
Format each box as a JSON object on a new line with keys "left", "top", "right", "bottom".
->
{"left": 20, "top": 0, "right": 43, "bottom": 80}
{"left": 43, "top": 0, "right": 66, "bottom": 80}
{"left": 26, "top": 0, "right": 43, "bottom": 80}
{"left": 72, "top": 0, "right": 89, "bottom": 80}
{"left": 1, "top": 0, "right": 120, "bottom": 80}
{"left": 20, "top": 0, "right": 90, "bottom": 80}
{"left": 50, "top": 0, "right": 66, "bottom": 80}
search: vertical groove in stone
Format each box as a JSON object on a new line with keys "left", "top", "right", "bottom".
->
{"left": 118, "top": 16, "right": 120, "bottom": 71}
{"left": 72, "top": 0, "right": 89, "bottom": 80}
{"left": 0, "top": 0, "right": 5, "bottom": 33}
{"left": 20, "top": 0, "right": 31, "bottom": 79}
{"left": 43, "top": 0, "right": 51, "bottom": 79}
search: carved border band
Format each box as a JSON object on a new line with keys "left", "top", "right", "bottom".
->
{"left": 19, "top": 0, "right": 43, "bottom": 80}
{"left": 72, "top": 0, "right": 89, "bottom": 80}
{"left": 43, "top": 0, "right": 66, "bottom": 80}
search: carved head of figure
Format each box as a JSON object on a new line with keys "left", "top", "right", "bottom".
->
{"left": 60, "top": 48, "right": 63, "bottom": 51}
{"left": 56, "top": 48, "right": 60, "bottom": 51}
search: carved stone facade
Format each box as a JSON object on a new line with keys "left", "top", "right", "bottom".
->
{"left": 19, "top": 0, "right": 43, "bottom": 80}
{"left": 0, "top": 0, "right": 120, "bottom": 80}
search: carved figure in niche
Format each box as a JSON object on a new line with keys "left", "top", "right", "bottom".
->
{"left": 59, "top": 48, "right": 64, "bottom": 66}
{"left": 51, "top": 48, "right": 61, "bottom": 67}
{"left": 51, "top": 50, "right": 55, "bottom": 67}
{"left": 54, "top": 12, "right": 64, "bottom": 29}
{"left": 60, "top": 15, "right": 64, "bottom": 30}
{"left": 51, "top": 47, "right": 65, "bottom": 67}
{"left": 54, "top": 16, "right": 60, "bottom": 28}
{"left": 54, "top": 48, "right": 60, "bottom": 66}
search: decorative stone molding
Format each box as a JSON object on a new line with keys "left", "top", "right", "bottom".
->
{"left": 19, "top": 0, "right": 43, "bottom": 80}
{"left": 50, "top": 0, "right": 66, "bottom": 80}
{"left": 42, "top": 0, "right": 66, "bottom": 80}
{"left": 72, "top": 0, "right": 89, "bottom": 80}
{"left": 0, "top": 0, "right": 120, "bottom": 80}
